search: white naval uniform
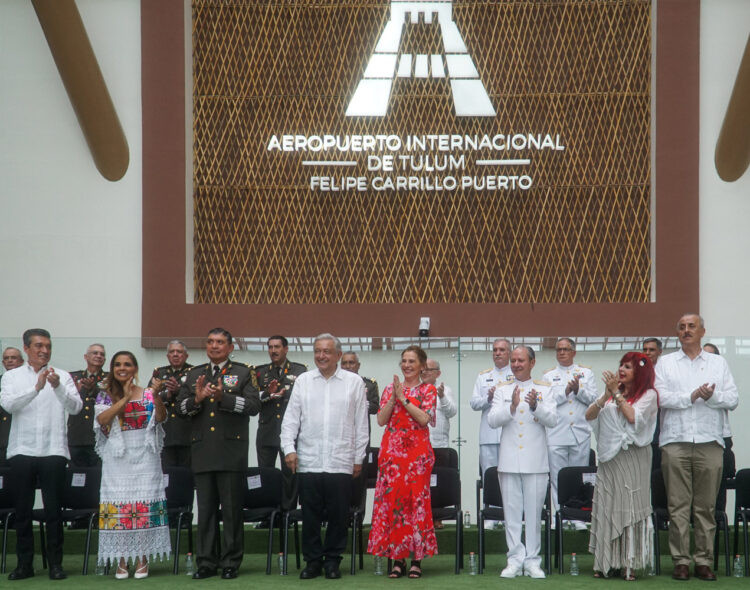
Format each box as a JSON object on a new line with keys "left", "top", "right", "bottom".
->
{"left": 470, "top": 365, "right": 514, "bottom": 479}
{"left": 488, "top": 378, "right": 557, "bottom": 571}
{"left": 543, "top": 363, "right": 598, "bottom": 511}
{"left": 429, "top": 385, "right": 458, "bottom": 449}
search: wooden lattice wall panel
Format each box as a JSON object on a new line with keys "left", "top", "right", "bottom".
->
{"left": 193, "top": 0, "right": 651, "bottom": 304}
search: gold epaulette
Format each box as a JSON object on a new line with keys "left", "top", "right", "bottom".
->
{"left": 578, "top": 364, "right": 591, "bottom": 369}
{"left": 497, "top": 379, "right": 514, "bottom": 387}
{"left": 479, "top": 368, "right": 493, "bottom": 375}
{"left": 533, "top": 379, "right": 551, "bottom": 387}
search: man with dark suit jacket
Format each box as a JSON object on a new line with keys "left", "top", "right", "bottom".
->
{"left": 68, "top": 343, "right": 107, "bottom": 467}
{"left": 149, "top": 340, "right": 193, "bottom": 469}
{"left": 177, "top": 328, "right": 261, "bottom": 580}
{"left": 254, "top": 335, "right": 305, "bottom": 510}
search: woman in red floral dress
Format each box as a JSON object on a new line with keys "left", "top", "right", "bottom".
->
{"left": 367, "top": 345, "right": 438, "bottom": 578}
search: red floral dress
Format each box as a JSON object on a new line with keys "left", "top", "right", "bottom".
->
{"left": 367, "top": 382, "right": 438, "bottom": 560}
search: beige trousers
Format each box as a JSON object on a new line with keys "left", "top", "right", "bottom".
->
{"left": 661, "top": 441, "right": 723, "bottom": 567}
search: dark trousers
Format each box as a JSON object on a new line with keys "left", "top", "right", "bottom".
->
{"left": 10, "top": 455, "right": 67, "bottom": 568}
{"left": 298, "top": 472, "right": 352, "bottom": 566}
{"left": 161, "top": 445, "right": 191, "bottom": 470}
{"left": 194, "top": 471, "right": 244, "bottom": 570}
{"left": 257, "top": 445, "right": 298, "bottom": 510}
{"left": 68, "top": 445, "right": 100, "bottom": 467}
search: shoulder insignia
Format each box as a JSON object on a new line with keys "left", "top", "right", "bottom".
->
{"left": 479, "top": 368, "right": 493, "bottom": 375}
{"left": 578, "top": 364, "right": 591, "bottom": 369}
{"left": 498, "top": 379, "right": 514, "bottom": 386}
{"left": 533, "top": 379, "right": 551, "bottom": 387}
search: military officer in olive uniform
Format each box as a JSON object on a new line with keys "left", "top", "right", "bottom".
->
{"left": 340, "top": 351, "right": 379, "bottom": 449}
{"left": 0, "top": 347, "right": 25, "bottom": 465}
{"left": 255, "top": 335, "right": 306, "bottom": 511}
{"left": 177, "top": 328, "right": 261, "bottom": 580}
{"left": 149, "top": 340, "right": 193, "bottom": 469}
{"left": 68, "top": 343, "right": 107, "bottom": 467}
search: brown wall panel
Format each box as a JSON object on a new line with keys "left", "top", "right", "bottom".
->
{"left": 142, "top": 0, "right": 699, "bottom": 339}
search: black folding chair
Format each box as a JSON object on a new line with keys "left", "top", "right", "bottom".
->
{"left": 433, "top": 448, "right": 458, "bottom": 469}
{"left": 164, "top": 466, "right": 194, "bottom": 574}
{"left": 555, "top": 465, "right": 595, "bottom": 573}
{"left": 36, "top": 465, "right": 101, "bottom": 575}
{"left": 652, "top": 469, "right": 731, "bottom": 576}
{"left": 477, "top": 467, "right": 504, "bottom": 574}
{"left": 430, "top": 466, "right": 463, "bottom": 574}
{"left": 244, "top": 467, "right": 283, "bottom": 575}
{"left": 733, "top": 469, "right": 750, "bottom": 577}
{"left": 365, "top": 447, "right": 379, "bottom": 490}
{"left": 0, "top": 467, "right": 15, "bottom": 574}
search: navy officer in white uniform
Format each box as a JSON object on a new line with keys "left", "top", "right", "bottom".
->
{"left": 488, "top": 345, "right": 557, "bottom": 579}
{"left": 543, "top": 337, "right": 597, "bottom": 530}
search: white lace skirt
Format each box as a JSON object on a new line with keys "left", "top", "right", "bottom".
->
{"left": 97, "top": 428, "right": 172, "bottom": 566}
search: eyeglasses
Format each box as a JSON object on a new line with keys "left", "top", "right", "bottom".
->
{"left": 422, "top": 368, "right": 439, "bottom": 372}
{"left": 555, "top": 347, "right": 574, "bottom": 353}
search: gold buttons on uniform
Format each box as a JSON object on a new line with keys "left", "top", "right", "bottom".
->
{"left": 210, "top": 412, "right": 215, "bottom": 417}
{"left": 171, "top": 413, "right": 176, "bottom": 418}
{"left": 210, "top": 426, "right": 215, "bottom": 432}
{"left": 276, "top": 414, "right": 281, "bottom": 419}
{"left": 519, "top": 434, "right": 523, "bottom": 438}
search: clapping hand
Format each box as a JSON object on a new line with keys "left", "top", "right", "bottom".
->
{"left": 525, "top": 389, "right": 538, "bottom": 411}
{"left": 601, "top": 370, "right": 619, "bottom": 396}
{"left": 565, "top": 374, "right": 582, "bottom": 395}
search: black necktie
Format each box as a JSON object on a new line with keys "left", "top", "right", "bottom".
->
{"left": 212, "top": 365, "right": 220, "bottom": 383}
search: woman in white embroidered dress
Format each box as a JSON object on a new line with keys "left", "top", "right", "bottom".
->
{"left": 585, "top": 352, "right": 658, "bottom": 581}
{"left": 94, "top": 351, "right": 171, "bottom": 579}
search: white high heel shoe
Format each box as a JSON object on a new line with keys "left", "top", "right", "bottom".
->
{"left": 134, "top": 560, "right": 149, "bottom": 579}
{"left": 115, "top": 562, "right": 129, "bottom": 579}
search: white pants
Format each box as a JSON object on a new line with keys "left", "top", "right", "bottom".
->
{"left": 479, "top": 444, "right": 499, "bottom": 480}
{"left": 498, "top": 471, "right": 548, "bottom": 569}
{"left": 548, "top": 441, "right": 590, "bottom": 511}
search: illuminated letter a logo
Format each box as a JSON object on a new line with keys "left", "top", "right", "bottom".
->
{"left": 346, "top": 1, "right": 495, "bottom": 118}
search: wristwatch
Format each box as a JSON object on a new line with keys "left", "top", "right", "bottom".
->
{"left": 402, "top": 398, "right": 411, "bottom": 406}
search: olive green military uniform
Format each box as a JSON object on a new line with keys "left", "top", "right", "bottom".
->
{"left": 254, "top": 359, "right": 306, "bottom": 510}
{"left": 177, "top": 361, "right": 260, "bottom": 572}
{"left": 149, "top": 363, "right": 193, "bottom": 469}
{"left": 67, "top": 369, "right": 107, "bottom": 467}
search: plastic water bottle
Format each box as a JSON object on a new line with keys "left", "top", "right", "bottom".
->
{"left": 733, "top": 555, "right": 743, "bottom": 578}
{"left": 468, "top": 552, "right": 478, "bottom": 575}
{"left": 463, "top": 511, "right": 471, "bottom": 529}
{"left": 95, "top": 560, "right": 106, "bottom": 576}
{"left": 278, "top": 553, "right": 287, "bottom": 575}
{"left": 374, "top": 555, "right": 384, "bottom": 575}
{"left": 569, "top": 553, "right": 579, "bottom": 576}
{"left": 184, "top": 552, "right": 195, "bottom": 576}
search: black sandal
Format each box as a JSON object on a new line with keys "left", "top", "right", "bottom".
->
{"left": 389, "top": 560, "right": 406, "bottom": 578}
{"left": 408, "top": 561, "right": 422, "bottom": 578}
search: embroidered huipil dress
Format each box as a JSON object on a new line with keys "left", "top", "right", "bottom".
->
{"left": 94, "top": 389, "right": 172, "bottom": 566}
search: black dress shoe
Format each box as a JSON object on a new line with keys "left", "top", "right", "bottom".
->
{"left": 300, "top": 563, "right": 322, "bottom": 579}
{"left": 221, "top": 567, "right": 238, "bottom": 579}
{"left": 324, "top": 564, "right": 342, "bottom": 579}
{"left": 8, "top": 567, "right": 34, "bottom": 581}
{"left": 193, "top": 566, "right": 217, "bottom": 579}
{"left": 48, "top": 566, "right": 67, "bottom": 580}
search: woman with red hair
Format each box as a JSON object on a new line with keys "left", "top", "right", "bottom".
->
{"left": 585, "top": 352, "right": 659, "bottom": 580}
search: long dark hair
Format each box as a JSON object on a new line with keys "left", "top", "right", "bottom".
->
{"left": 105, "top": 351, "right": 139, "bottom": 413}
{"left": 618, "top": 351, "right": 655, "bottom": 404}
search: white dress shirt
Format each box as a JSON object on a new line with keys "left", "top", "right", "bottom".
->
{"left": 0, "top": 363, "right": 82, "bottom": 459}
{"left": 654, "top": 349, "right": 738, "bottom": 447}
{"left": 488, "top": 379, "right": 558, "bottom": 473}
{"left": 589, "top": 389, "right": 658, "bottom": 463}
{"left": 429, "top": 384, "right": 457, "bottom": 448}
{"left": 544, "top": 363, "right": 598, "bottom": 446}
{"left": 471, "top": 365, "right": 514, "bottom": 445}
{"left": 280, "top": 366, "right": 368, "bottom": 474}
